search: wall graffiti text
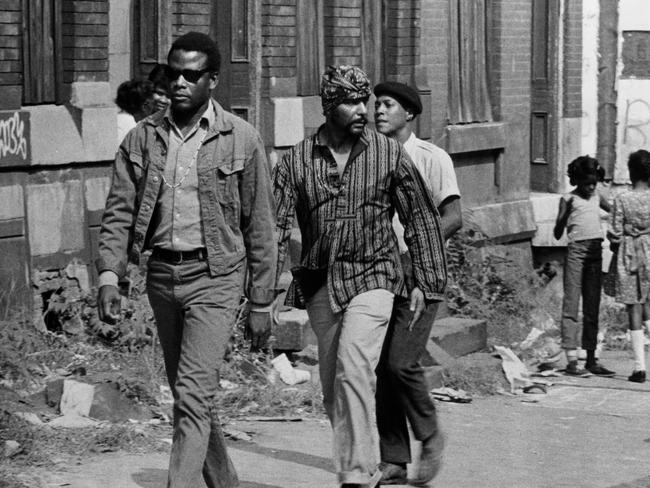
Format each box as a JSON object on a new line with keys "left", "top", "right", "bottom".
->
{"left": 0, "top": 111, "right": 30, "bottom": 166}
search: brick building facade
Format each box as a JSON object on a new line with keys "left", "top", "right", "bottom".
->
{"left": 0, "top": 0, "right": 598, "bottom": 320}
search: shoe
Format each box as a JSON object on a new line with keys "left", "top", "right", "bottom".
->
{"left": 378, "top": 462, "right": 407, "bottom": 485}
{"left": 585, "top": 362, "right": 615, "bottom": 376}
{"left": 629, "top": 370, "right": 646, "bottom": 383}
{"left": 564, "top": 361, "right": 590, "bottom": 376}
{"left": 410, "top": 430, "right": 445, "bottom": 486}
{"left": 341, "top": 470, "right": 382, "bottom": 488}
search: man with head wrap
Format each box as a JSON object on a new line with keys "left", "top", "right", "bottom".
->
{"left": 272, "top": 65, "right": 447, "bottom": 487}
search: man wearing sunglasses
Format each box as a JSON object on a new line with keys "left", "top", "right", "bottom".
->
{"left": 96, "top": 31, "right": 277, "bottom": 488}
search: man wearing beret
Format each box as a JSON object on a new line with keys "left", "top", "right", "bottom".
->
{"left": 373, "top": 81, "right": 462, "bottom": 485}
{"left": 273, "top": 66, "right": 447, "bottom": 488}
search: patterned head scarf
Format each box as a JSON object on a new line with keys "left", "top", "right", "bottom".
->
{"left": 320, "top": 65, "right": 371, "bottom": 114}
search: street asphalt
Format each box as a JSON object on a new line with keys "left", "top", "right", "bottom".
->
{"left": 36, "top": 350, "right": 650, "bottom": 487}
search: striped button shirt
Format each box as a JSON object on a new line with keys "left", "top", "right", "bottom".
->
{"left": 273, "top": 127, "right": 447, "bottom": 313}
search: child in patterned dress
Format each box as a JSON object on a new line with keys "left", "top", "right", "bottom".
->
{"left": 608, "top": 150, "right": 650, "bottom": 382}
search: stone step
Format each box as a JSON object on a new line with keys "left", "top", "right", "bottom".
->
{"left": 429, "top": 316, "right": 487, "bottom": 358}
{"left": 273, "top": 308, "right": 487, "bottom": 364}
{"left": 272, "top": 308, "right": 314, "bottom": 352}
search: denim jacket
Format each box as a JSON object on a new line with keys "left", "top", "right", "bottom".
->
{"left": 97, "top": 101, "right": 278, "bottom": 305}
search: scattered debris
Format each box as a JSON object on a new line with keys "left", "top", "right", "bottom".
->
{"left": 223, "top": 428, "right": 253, "bottom": 441}
{"left": 270, "top": 354, "right": 310, "bottom": 385}
{"left": 13, "top": 412, "right": 43, "bottom": 425}
{"left": 531, "top": 369, "right": 562, "bottom": 378}
{"left": 522, "top": 384, "right": 547, "bottom": 394}
{"left": 430, "top": 387, "right": 472, "bottom": 403}
{"left": 59, "top": 379, "right": 94, "bottom": 417}
{"left": 89, "top": 381, "right": 150, "bottom": 422}
{"left": 45, "top": 378, "right": 65, "bottom": 407}
{"left": 219, "top": 379, "right": 238, "bottom": 390}
{"left": 3, "top": 440, "right": 21, "bottom": 458}
{"left": 494, "top": 346, "right": 552, "bottom": 394}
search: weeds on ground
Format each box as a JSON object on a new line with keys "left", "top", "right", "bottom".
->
{"left": 442, "top": 353, "right": 509, "bottom": 396}
{"left": 445, "top": 229, "right": 551, "bottom": 347}
{"left": 216, "top": 303, "right": 324, "bottom": 419}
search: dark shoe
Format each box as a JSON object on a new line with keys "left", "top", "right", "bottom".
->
{"left": 378, "top": 462, "right": 407, "bottom": 485}
{"left": 585, "top": 362, "right": 615, "bottom": 376}
{"left": 410, "top": 430, "right": 445, "bottom": 486}
{"left": 629, "top": 370, "right": 646, "bottom": 383}
{"left": 565, "top": 361, "right": 590, "bottom": 376}
{"left": 342, "top": 470, "right": 382, "bottom": 488}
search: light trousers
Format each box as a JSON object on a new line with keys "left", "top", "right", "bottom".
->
{"left": 306, "top": 285, "right": 394, "bottom": 485}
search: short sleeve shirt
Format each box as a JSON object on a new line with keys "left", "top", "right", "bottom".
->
{"left": 393, "top": 133, "right": 460, "bottom": 252}
{"left": 403, "top": 132, "right": 460, "bottom": 207}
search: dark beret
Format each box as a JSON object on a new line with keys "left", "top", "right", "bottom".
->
{"left": 373, "top": 81, "right": 422, "bottom": 115}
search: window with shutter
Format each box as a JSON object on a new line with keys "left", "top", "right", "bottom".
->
{"left": 22, "top": 0, "right": 63, "bottom": 104}
{"left": 448, "top": 0, "right": 493, "bottom": 124}
{"left": 297, "top": 0, "right": 325, "bottom": 96}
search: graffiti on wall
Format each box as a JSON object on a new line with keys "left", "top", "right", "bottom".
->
{"left": 617, "top": 96, "right": 650, "bottom": 181}
{"left": 622, "top": 98, "right": 650, "bottom": 147}
{"left": 0, "top": 111, "right": 29, "bottom": 166}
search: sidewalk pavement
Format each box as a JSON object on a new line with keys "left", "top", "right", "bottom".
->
{"left": 47, "top": 350, "right": 650, "bottom": 487}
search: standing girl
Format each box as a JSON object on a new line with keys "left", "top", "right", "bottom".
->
{"left": 608, "top": 150, "right": 650, "bottom": 382}
{"left": 554, "top": 155, "right": 615, "bottom": 376}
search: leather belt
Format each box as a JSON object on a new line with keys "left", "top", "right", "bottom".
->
{"left": 151, "top": 247, "right": 207, "bottom": 264}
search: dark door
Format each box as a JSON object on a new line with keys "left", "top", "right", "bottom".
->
{"left": 530, "top": 0, "right": 559, "bottom": 192}
{"left": 132, "top": 0, "right": 171, "bottom": 79}
{"left": 211, "top": 0, "right": 251, "bottom": 120}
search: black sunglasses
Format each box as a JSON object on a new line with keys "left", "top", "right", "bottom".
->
{"left": 164, "top": 66, "right": 211, "bottom": 83}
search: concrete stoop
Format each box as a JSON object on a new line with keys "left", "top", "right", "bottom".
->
{"left": 272, "top": 308, "right": 314, "bottom": 352}
{"left": 429, "top": 317, "right": 487, "bottom": 359}
{"left": 273, "top": 309, "right": 488, "bottom": 391}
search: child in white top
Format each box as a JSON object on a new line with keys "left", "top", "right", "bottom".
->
{"left": 554, "top": 155, "right": 614, "bottom": 376}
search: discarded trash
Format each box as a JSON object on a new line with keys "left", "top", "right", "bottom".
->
{"left": 219, "top": 379, "right": 238, "bottom": 390}
{"left": 271, "top": 353, "right": 311, "bottom": 385}
{"left": 157, "top": 385, "right": 174, "bottom": 406}
{"left": 223, "top": 428, "right": 252, "bottom": 441}
{"left": 3, "top": 440, "right": 21, "bottom": 458}
{"left": 522, "top": 384, "right": 547, "bottom": 394}
{"left": 519, "top": 327, "right": 545, "bottom": 350}
{"left": 531, "top": 369, "right": 561, "bottom": 377}
{"left": 13, "top": 412, "right": 43, "bottom": 425}
{"left": 59, "top": 379, "right": 95, "bottom": 417}
{"left": 494, "top": 345, "right": 534, "bottom": 393}
{"left": 430, "top": 387, "right": 472, "bottom": 403}
{"left": 494, "top": 345, "right": 551, "bottom": 394}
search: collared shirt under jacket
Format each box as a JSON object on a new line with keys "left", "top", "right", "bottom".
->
{"left": 273, "top": 126, "right": 447, "bottom": 313}
{"left": 97, "top": 100, "right": 277, "bottom": 305}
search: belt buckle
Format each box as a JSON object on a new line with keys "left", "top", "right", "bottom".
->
{"left": 171, "top": 251, "right": 183, "bottom": 265}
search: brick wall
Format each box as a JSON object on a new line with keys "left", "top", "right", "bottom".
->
{"left": 0, "top": 0, "right": 23, "bottom": 109}
{"left": 492, "top": 0, "right": 532, "bottom": 200}
{"left": 487, "top": 0, "right": 503, "bottom": 121}
{"left": 563, "top": 0, "right": 582, "bottom": 118}
{"left": 173, "top": 0, "right": 210, "bottom": 38}
{"left": 385, "top": 0, "right": 420, "bottom": 81}
{"left": 262, "top": 0, "right": 297, "bottom": 93}
{"left": 324, "top": 1, "right": 361, "bottom": 66}
{"left": 420, "top": 0, "right": 448, "bottom": 137}
{"left": 62, "top": 1, "right": 109, "bottom": 83}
